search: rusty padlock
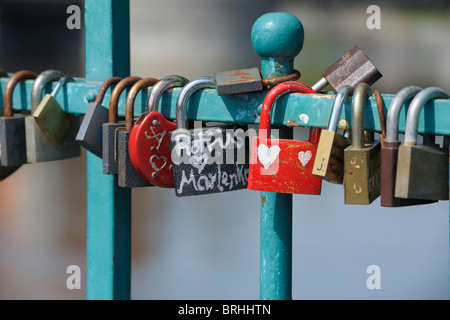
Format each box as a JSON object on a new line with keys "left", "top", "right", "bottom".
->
{"left": 0, "top": 70, "right": 36, "bottom": 167}
{"left": 311, "top": 45, "right": 382, "bottom": 92}
{"left": 343, "top": 83, "right": 381, "bottom": 205}
{"left": 102, "top": 76, "right": 141, "bottom": 174}
{"left": 76, "top": 77, "right": 122, "bottom": 157}
{"left": 395, "top": 87, "right": 449, "bottom": 201}
{"left": 247, "top": 81, "right": 322, "bottom": 194}
{"left": 313, "top": 85, "right": 353, "bottom": 184}
{"left": 129, "top": 75, "right": 188, "bottom": 187}
{"left": 117, "top": 77, "right": 158, "bottom": 188}
{"left": 380, "top": 86, "right": 437, "bottom": 207}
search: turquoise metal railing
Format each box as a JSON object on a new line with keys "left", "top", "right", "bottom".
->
{"left": 0, "top": 0, "right": 448, "bottom": 300}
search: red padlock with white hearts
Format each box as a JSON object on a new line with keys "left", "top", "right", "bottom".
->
{"left": 248, "top": 81, "right": 322, "bottom": 194}
{"left": 129, "top": 75, "right": 189, "bottom": 188}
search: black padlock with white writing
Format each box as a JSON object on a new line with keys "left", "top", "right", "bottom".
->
{"left": 170, "top": 76, "right": 249, "bottom": 197}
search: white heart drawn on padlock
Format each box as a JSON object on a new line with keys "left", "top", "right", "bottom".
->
{"left": 258, "top": 144, "right": 281, "bottom": 169}
{"left": 298, "top": 150, "right": 312, "bottom": 167}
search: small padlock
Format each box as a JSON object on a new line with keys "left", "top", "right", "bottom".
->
{"left": 102, "top": 76, "right": 141, "bottom": 174}
{"left": 313, "top": 85, "right": 353, "bottom": 184}
{"left": 214, "top": 67, "right": 301, "bottom": 95}
{"left": 25, "top": 70, "right": 81, "bottom": 163}
{"left": 117, "top": 77, "right": 158, "bottom": 188}
{"left": 33, "top": 76, "right": 74, "bottom": 144}
{"left": 76, "top": 76, "right": 122, "bottom": 157}
{"left": 170, "top": 76, "right": 250, "bottom": 197}
{"left": 248, "top": 81, "right": 322, "bottom": 194}
{"left": 395, "top": 87, "right": 449, "bottom": 201}
{"left": 343, "top": 83, "right": 381, "bottom": 205}
{"left": 0, "top": 70, "right": 36, "bottom": 167}
{"left": 311, "top": 45, "right": 382, "bottom": 92}
{"left": 129, "top": 75, "right": 188, "bottom": 187}
{"left": 380, "top": 86, "right": 437, "bottom": 207}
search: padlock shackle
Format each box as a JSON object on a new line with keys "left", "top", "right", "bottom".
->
{"left": 94, "top": 77, "right": 122, "bottom": 105}
{"left": 147, "top": 75, "right": 189, "bottom": 113}
{"left": 125, "top": 78, "right": 158, "bottom": 132}
{"left": 175, "top": 76, "right": 216, "bottom": 130}
{"left": 327, "top": 85, "right": 354, "bottom": 132}
{"left": 108, "top": 76, "right": 141, "bottom": 124}
{"left": 385, "top": 86, "right": 422, "bottom": 143}
{"left": 3, "top": 70, "right": 37, "bottom": 118}
{"left": 259, "top": 81, "right": 315, "bottom": 138}
{"left": 31, "top": 70, "right": 65, "bottom": 112}
{"left": 50, "top": 77, "right": 75, "bottom": 98}
{"left": 404, "top": 87, "right": 449, "bottom": 146}
{"left": 351, "top": 83, "right": 372, "bottom": 149}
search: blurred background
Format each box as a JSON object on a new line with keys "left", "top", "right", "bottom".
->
{"left": 0, "top": 0, "right": 449, "bottom": 299}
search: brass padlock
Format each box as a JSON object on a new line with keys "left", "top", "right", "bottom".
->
{"left": 33, "top": 76, "right": 73, "bottom": 144}
{"left": 395, "top": 87, "right": 449, "bottom": 201}
{"left": 343, "top": 83, "right": 381, "bottom": 205}
{"left": 25, "top": 70, "right": 81, "bottom": 163}
{"left": 313, "top": 85, "right": 353, "bottom": 184}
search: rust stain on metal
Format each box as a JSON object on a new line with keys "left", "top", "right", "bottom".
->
{"left": 287, "top": 120, "right": 299, "bottom": 127}
{"left": 338, "top": 119, "right": 349, "bottom": 130}
{"left": 261, "top": 195, "right": 266, "bottom": 207}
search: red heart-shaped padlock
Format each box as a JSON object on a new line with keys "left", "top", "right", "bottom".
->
{"left": 129, "top": 76, "right": 188, "bottom": 188}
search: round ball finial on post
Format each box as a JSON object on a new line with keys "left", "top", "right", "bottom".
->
{"left": 251, "top": 12, "right": 304, "bottom": 79}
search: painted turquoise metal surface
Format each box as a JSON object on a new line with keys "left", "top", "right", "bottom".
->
{"left": 85, "top": 0, "right": 131, "bottom": 300}
{"left": 253, "top": 12, "right": 302, "bottom": 300}
{"left": 1, "top": 78, "right": 448, "bottom": 135}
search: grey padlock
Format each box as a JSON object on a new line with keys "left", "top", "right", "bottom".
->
{"left": 25, "top": 70, "right": 81, "bottom": 163}
{"left": 0, "top": 70, "right": 36, "bottom": 167}
{"left": 117, "top": 77, "right": 158, "bottom": 188}
{"left": 76, "top": 76, "right": 122, "bottom": 157}
{"left": 102, "top": 76, "right": 141, "bottom": 174}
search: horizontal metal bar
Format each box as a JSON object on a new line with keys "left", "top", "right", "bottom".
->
{"left": 1, "top": 76, "right": 449, "bottom": 135}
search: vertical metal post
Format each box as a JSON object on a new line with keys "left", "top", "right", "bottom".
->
{"left": 85, "top": 0, "right": 131, "bottom": 300}
{"left": 251, "top": 12, "right": 305, "bottom": 300}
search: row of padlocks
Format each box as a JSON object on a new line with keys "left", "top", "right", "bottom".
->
{"left": 1, "top": 44, "right": 448, "bottom": 206}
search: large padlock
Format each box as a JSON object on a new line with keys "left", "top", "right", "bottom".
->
{"left": 25, "top": 70, "right": 81, "bottom": 163}
{"left": 33, "top": 76, "right": 74, "bottom": 144}
{"left": 380, "top": 86, "right": 437, "bottom": 207}
{"left": 343, "top": 83, "right": 381, "bottom": 205}
{"left": 117, "top": 77, "right": 158, "bottom": 188}
{"left": 313, "top": 85, "right": 353, "bottom": 184}
{"left": 311, "top": 45, "right": 382, "bottom": 92}
{"left": 76, "top": 76, "right": 122, "bottom": 157}
{"left": 129, "top": 75, "right": 188, "bottom": 187}
{"left": 170, "top": 76, "right": 249, "bottom": 197}
{"left": 395, "top": 87, "right": 449, "bottom": 201}
{"left": 102, "top": 76, "right": 141, "bottom": 174}
{"left": 248, "top": 81, "right": 322, "bottom": 194}
{"left": 0, "top": 70, "right": 36, "bottom": 167}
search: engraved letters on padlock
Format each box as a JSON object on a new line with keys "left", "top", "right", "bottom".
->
{"left": 343, "top": 83, "right": 381, "bottom": 205}
{"left": 313, "top": 85, "right": 353, "bottom": 184}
